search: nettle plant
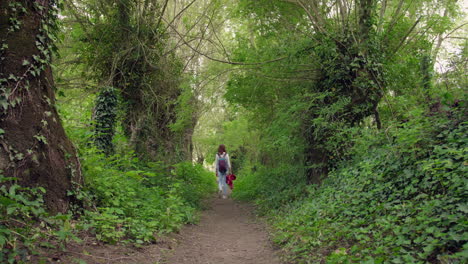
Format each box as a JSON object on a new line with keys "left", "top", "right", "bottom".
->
{"left": 0, "top": 175, "right": 81, "bottom": 263}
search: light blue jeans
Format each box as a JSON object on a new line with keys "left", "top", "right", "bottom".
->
{"left": 217, "top": 170, "right": 228, "bottom": 196}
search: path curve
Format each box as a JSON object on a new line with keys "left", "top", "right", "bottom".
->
{"left": 163, "top": 197, "right": 281, "bottom": 264}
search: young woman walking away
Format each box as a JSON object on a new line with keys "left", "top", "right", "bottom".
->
{"left": 215, "top": 144, "right": 232, "bottom": 199}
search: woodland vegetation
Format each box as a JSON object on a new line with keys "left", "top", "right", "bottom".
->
{"left": 0, "top": 0, "right": 467, "bottom": 263}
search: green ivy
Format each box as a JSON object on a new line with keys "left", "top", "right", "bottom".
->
{"left": 266, "top": 114, "right": 467, "bottom": 263}
{"left": 93, "top": 86, "right": 118, "bottom": 156}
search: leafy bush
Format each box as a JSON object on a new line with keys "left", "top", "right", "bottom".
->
{"left": 80, "top": 149, "right": 216, "bottom": 243}
{"left": 172, "top": 162, "right": 218, "bottom": 209}
{"left": 266, "top": 116, "right": 467, "bottom": 263}
{"left": 232, "top": 164, "right": 307, "bottom": 212}
{"left": 0, "top": 176, "right": 80, "bottom": 263}
{"left": 0, "top": 176, "right": 47, "bottom": 263}
{"left": 0, "top": 146, "right": 217, "bottom": 262}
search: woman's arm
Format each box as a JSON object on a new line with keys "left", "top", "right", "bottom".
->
{"left": 215, "top": 154, "right": 219, "bottom": 175}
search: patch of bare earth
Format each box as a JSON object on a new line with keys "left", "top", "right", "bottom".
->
{"left": 162, "top": 197, "right": 281, "bottom": 264}
{"left": 35, "top": 196, "right": 281, "bottom": 264}
{"left": 33, "top": 236, "right": 175, "bottom": 264}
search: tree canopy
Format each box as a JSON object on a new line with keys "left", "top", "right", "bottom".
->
{"left": 0, "top": 0, "right": 466, "bottom": 263}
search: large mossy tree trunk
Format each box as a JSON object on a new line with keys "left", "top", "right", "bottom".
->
{"left": 0, "top": 0, "right": 81, "bottom": 213}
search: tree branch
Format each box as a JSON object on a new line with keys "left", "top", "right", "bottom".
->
{"left": 392, "top": 16, "right": 421, "bottom": 54}
{"left": 155, "top": 0, "right": 169, "bottom": 30}
{"left": 162, "top": 17, "right": 288, "bottom": 66}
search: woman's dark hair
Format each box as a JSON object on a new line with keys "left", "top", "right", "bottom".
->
{"left": 218, "top": 144, "right": 226, "bottom": 154}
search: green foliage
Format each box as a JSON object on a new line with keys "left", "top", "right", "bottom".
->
{"left": 2, "top": 0, "right": 466, "bottom": 261}
{"left": 80, "top": 149, "right": 216, "bottom": 243}
{"left": 2, "top": 76, "right": 217, "bottom": 254}
{"left": 265, "top": 112, "right": 467, "bottom": 263}
{"left": 0, "top": 149, "right": 217, "bottom": 259}
{"left": 54, "top": 52, "right": 216, "bottom": 245}
{"left": 226, "top": 0, "right": 392, "bottom": 183}
{"left": 220, "top": 0, "right": 464, "bottom": 188}
{"left": 0, "top": 176, "right": 81, "bottom": 263}
{"left": 0, "top": 0, "right": 61, "bottom": 115}
{"left": 211, "top": 6, "right": 467, "bottom": 262}
{"left": 171, "top": 162, "right": 218, "bottom": 209}
{"left": 0, "top": 176, "right": 46, "bottom": 263}
{"left": 67, "top": 0, "right": 192, "bottom": 163}
{"left": 232, "top": 165, "right": 306, "bottom": 212}
{"left": 93, "top": 86, "right": 118, "bottom": 155}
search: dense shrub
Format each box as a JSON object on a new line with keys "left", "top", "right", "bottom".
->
{"left": 259, "top": 115, "right": 467, "bottom": 263}
{"left": 172, "top": 162, "right": 218, "bottom": 209}
{"left": 0, "top": 176, "right": 47, "bottom": 263}
{"left": 232, "top": 164, "right": 307, "bottom": 212}
{"left": 81, "top": 150, "right": 216, "bottom": 243}
{"left": 0, "top": 176, "right": 82, "bottom": 263}
{"left": 0, "top": 149, "right": 217, "bottom": 262}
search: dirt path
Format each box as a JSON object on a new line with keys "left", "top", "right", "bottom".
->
{"left": 41, "top": 197, "right": 280, "bottom": 264}
{"left": 162, "top": 197, "right": 281, "bottom": 264}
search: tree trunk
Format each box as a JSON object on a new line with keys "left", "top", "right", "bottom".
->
{"left": 0, "top": 0, "right": 81, "bottom": 214}
{"left": 304, "top": 137, "right": 329, "bottom": 185}
{"left": 303, "top": 0, "right": 383, "bottom": 184}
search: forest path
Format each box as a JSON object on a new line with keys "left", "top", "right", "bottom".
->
{"left": 162, "top": 196, "right": 282, "bottom": 264}
{"left": 52, "top": 196, "right": 281, "bottom": 264}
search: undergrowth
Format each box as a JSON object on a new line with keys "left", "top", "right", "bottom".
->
{"left": 80, "top": 149, "right": 216, "bottom": 244}
{"left": 0, "top": 176, "right": 82, "bottom": 263}
{"left": 0, "top": 150, "right": 216, "bottom": 263}
{"left": 234, "top": 112, "right": 467, "bottom": 263}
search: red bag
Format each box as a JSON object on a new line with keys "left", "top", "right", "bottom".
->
{"left": 226, "top": 174, "right": 237, "bottom": 190}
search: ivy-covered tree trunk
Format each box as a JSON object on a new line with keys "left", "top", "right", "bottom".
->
{"left": 82, "top": 0, "right": 191, "bottom": 163}
{"left": 0, "top": 0, "right": 81, "bottom": 213}
{"left": 93, "top": 86, "right": 118, "bottom": 156}
{"left": 304, "top": 0, "right": 383, "bottom": 184}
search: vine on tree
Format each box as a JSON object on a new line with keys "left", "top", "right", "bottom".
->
{"left": 93, "top": 86, "right": 118, "bottom": 156}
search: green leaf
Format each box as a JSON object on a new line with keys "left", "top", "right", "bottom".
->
{"left": 457, "top": 204, "right": 468, "bottom": 213}
{"left": 0, "top": 197, "right": 16, "bottom": 206}
{"left": 7, "top": 206, "right": 17, "bottom": 215}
